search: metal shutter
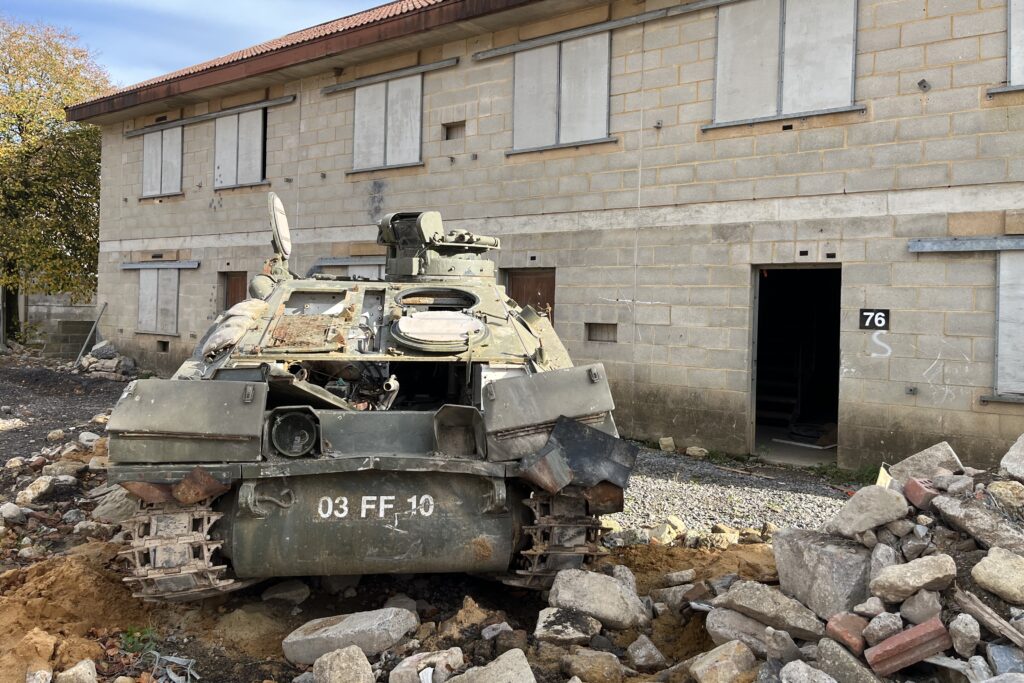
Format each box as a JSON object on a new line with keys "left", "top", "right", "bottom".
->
{"left": 513, "top": 45, "right": 559, "bottom": 150}
{"left": 385, "top": 75, "right": 422, "bottom": 166}
{"left": 142, "top": 132, "right": 163, "bottom": 197}
{"left": 137, "top": 269, "right": 158, "bottom": 331}
{"left": 714, "top": 0, "right": 782, "bottom": 124}
{"left": 214, "top": 114, "right": 239, "bottom": 188}
{"left": 559, "top": 32, "right": 610, "bottom": 143}
{"left": 156, "top": 269, "right": 180, "bottom": 335}
{"left": 781, "top": 0, "right": 856, "bottom": 114}
{"left": 159, "top": 128, "right": 182, "bottom": 195}
{"left": 353, "top": 83, "right": 387, "bottom": 170}
{"left": 236, "top": 109, "right": 264, "bottom": 185}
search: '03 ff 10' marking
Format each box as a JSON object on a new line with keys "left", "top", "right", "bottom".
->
{"left": 317, "top": 494, "right": 435, "bottom": 519}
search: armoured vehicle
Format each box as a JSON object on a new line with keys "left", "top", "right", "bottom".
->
{"left": 107, "top": 193, "right": 637, "bottom": 601}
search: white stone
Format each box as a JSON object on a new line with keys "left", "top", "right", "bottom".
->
{"left": 869, "top": 554, "right": 957, "bottom": 602}
{"left": 0, "top": 501, "right": 25, "bottom": 524}
{"left": 313, "top": 645, "right": 372, "bottom": 683}
{"left": 534, "top": 607, "right": 601, "bottom": 645}
{"left": 549, "top": 569, "right": 650, "bottom": 630}
{"left": 389, "top": 648, "right": 463, "bottom": 683}
{"left": 627, "top": 634, "right": 668, "bottom": 673}
{"left": 54, "top": 660, "right": 97, "bottom": 683}
{"left": 283, "top": 607, "right": 419, "bottom": 664}
{"left": 888, "top": 442, "right": 963, "bottom": 484}
{"left": 949, "top": 613, "right": 981, "bottom": 658}
{"left": 689, "top": 640, "right": 757, "bottom": 683}
{"left": 828, "top": 486, "right": 909, "bottom": 538}
{"left": 972, "top": 547, "right": 1024, "bottom": 605}
{"left": 1001, "top": 433, "right": 1024, "bottom": 483}
{"left": 16, "top": 476, "right": 55, "bottom": 506}
{"left": 448, "top": 648, "right": 536, "bottom": 683}
{"left": 780, "top": 660, "right": 837, "bottom": 683}
{"left": 706, "top": 608, "right": 770, "bottom": 657}
{"left": 78, "top": 432, "right": 101, "bottom": 447}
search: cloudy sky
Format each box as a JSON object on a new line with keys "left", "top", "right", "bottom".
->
{"left": 6, "top": 0, "right": 383, "bottom": 87}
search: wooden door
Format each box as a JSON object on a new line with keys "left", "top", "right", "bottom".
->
{"left": 223, "top": 271, "right": 248, "bottom": 308}
{"left": 506, "top": 268, "right": 556, "bottom": 322}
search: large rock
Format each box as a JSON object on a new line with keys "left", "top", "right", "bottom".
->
{"left": 972, "top": 547, "right": 1024, "bottom": 605}
{"left": 888, "top": 442, "right": 962, "bottom": 484}
{"left": 16, "top": 476, "right": 56, "bottom": 506}
{"left": 780, "top": 661, "right": 837, "bottom": 683}
{"left": 828, "top": 487, "right": 909, "bottom": 539}
{"left": 816, "top": 638, "right": 882, "bottom": 683}
{"left": 869, "top": 544, "right": 899, "bottom": 583}
{"left": 773, "top": 529, "right": 871, "bottom": 620}
{"left": 313, "top": 646, "right": 372, "bottom": 683}
{"left": 713, "top": 581, "right": 824, "bottom": 641}
{"left": 627, "top": 634, "right": 669, "bottom": 673}
{"left": 868, "top": 554, "right": 956, "bottom": 602}
{"left": 389, "top": 648, "right": 463, "bottom": 683}
{"left": 0, "top": 501, "right": 25, "bottom": 524}
{"left": 949, "top": 614, "right": 980, "bottom": 658}
{"left": 450, "top": 648, "right": 536, "bottom": 683}
{"left": 689, "top": 640, "right": 757, "bottom": 683}
{"left": 549, "top": 569, "right": 649, "bottom": 630}
{"left": 1002, "top": 433, "right": 1024, "bottom": 482}
{"left": 282, "top": 607, "right": 418, "bottom": 664}
{"left": 534, "top": 607, "right": 601, "bottom": 645}
{"left": 932, "top": 496, "right": 1024, "bottom": 554}
{"left": 765, "top": 627, "right": 802, "bottom": 664}
{"left": 91, "top": 487, "right": 138, "bottom": 523}
{"left": 990, "top": 481, "right": 1024, "bottom": 512}
{"left": 561, "top": 648, "right": 622, "bottom": 683}
{"left": 706, "top": 609, "right": 771, "bottom": 657}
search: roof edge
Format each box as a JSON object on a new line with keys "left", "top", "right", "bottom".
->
{"left": 67, "top": 0, "right": 540, "bottom": 123}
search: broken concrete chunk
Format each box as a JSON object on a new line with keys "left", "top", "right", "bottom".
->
{"left": 949, "top": 613, "right": 980, "bottom": 659}
{"left": 779, "top": 660, "right": 836, "bottom": 683}
{"left": 650, "top": 584, "right": 696, "bottom": 614}
{"left": 16, "top": 476, "right": 56, "bottom": 506}
{"left": 389, "top": 648, "right": 463, "bottom": 683}
{"left": 627, "top": 634, "right": 669, "bottom": 673}
{"left": 900, "top": 590, "right": 941, "bottom": 625}
{"left": 54, "top": 659, "right": 97, "bottom": 683}
{"left": 664, "top": 568, "right": 696, "bottom": 586}
{"left": 650, "top": 515, "right": 687, "bottom": 545}
{"left": 863, "top": 613, "right": 903, "bottom": 647}
{"left": 712, "top": 580, "right": 825, "bottom": 641}
{"left": 864, "top": 616, "right": 952, "bottom": 677}
{"left": 1002, "top": 433, "right": 1024, "bottom": 483}
{"left": 689, "top": 640, "right": 757, "bottom": 683}
{"left": 610, "top": 564, "right": 637, "bottom": 595}
{"left": 888, "top": 442, "right": 963, "bottom": 484}
{"left": 828, "top": 486, "right": 909, "bottom": 539}
{"left": 706, "top": 608, "right": 770, "bottom": 657}
{"left": 773, "top": 529, "right": 871, "bottom": 621}
{"left": 989, "top": 481, "right": 1024, "bottom": 513}
{"left": 561, "top": 648, "right": 623, "bottom": 683}
{"left": 972, "top": 547, "right": 1024, "bottom": 606}
{"left": 450, "top": 648, "right": 536, "bottom": 683}
{"left": 765, "top": 627, "right": 802, "bottom": 665}
{"left": 853, "top": 597, "right": 885, "bottom": 618}
{"left": 987, "top": 643, "right": 1024, "bottom": 676}
{"left": 868, "top": 554, "right": 956, "bottom": 602}
{"left": 534, "top": 607, "right": 601, "bottom": 645}
{"left": 313, "top": 645, "right": 373, "bottom": 683}
{"left": 815, "top": 638, "right": 882, "bottom": 683}
{"left": 549, "top": 569, "right": 649, "bottom": 630}
{"left": 283, "top": 607, "right": 419, "bottom": 664}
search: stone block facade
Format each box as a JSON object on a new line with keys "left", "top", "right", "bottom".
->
{"left": 90, "top": 0, "right": 1024, "bottom": 468}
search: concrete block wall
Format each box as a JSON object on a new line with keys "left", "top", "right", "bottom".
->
{"left": 93, "top": 0, "right": 1024, "bottom": 467}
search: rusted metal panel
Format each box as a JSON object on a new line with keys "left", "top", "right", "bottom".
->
{"left": 172, "top": 466, "right": 232, "bottom": 504}
{"left": 219, "top": 471, "right": 519, "bottom": 576}
{"left": 121, "top": 481, "right": 176, "bottom": 504}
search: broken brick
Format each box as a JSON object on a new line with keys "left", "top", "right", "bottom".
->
{"left": 904, "top": 478, "right": 940, "bottom": 510}
{"left": 864, "top": 615, "right": 952, "bottom": 676}
{"left": 826, "top": 612, "right": 870, "bottom": 656}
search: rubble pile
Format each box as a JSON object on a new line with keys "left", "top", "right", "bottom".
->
{"left": 271, "top": 436, "right": 1024, "bottom": 683}
{"left": 70, "top": 341, "right": 137, "bottom": 381}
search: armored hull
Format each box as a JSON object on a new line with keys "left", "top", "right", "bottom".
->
{"left": 107, "top": 198, "right": 637, "bottom": 600}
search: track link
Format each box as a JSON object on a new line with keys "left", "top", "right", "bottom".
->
{"left": 119, "top": 499, "right": 255, "bottom": 602}
{"left": 503, "top": 491, "right": 609, "bottom": 589}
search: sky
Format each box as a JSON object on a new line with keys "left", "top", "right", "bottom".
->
{"left": 5, "top": 0, "right": 384, "bottom": 88}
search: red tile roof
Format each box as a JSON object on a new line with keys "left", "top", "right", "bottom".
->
{"left": 78, "top": 0, "right": 448, "bottom": 106}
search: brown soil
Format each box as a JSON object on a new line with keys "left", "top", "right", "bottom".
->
{"left": 604, "top": 542, "right": 778, "bottom": 595}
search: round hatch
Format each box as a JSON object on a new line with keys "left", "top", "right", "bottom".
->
{"left": 391, "top": 311, "right": 489, "bottom": 353}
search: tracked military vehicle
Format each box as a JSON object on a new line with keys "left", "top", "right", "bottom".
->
{"left": 107, "top": 193, "right": 637, "bottom": 601}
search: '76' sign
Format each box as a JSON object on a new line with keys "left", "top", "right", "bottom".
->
{"left": 859, "top": 309, "right": 890, "bottom": 330}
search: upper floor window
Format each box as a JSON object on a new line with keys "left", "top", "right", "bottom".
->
{"left": 352, "top": 75, "right": 422, "bottom": 171}
{"left": 512, "top": 32, "right": 610, "bottom": 152}
{"left": 142, "top": 128, "right": 182, "bottom": 197}
{"left": 711, "top": 0, "right": 858, "bottom": 127}
{"left": 215, "top": 109, "right": 266, "bottom": 188}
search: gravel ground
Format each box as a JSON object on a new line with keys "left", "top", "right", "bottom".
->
{"left": 609, "top": 448, "right": 849, "bottom": 532}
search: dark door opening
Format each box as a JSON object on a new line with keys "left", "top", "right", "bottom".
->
{"left": 506, "top": 268, "right": 556, "bottom": 322}
{"left": 753, "top": 267, "right": 841, "bottom": 462}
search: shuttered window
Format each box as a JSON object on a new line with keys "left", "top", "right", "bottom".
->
{"left": 352, "top": 75, "right": 422, "bottom": 171}
{"left": 996, "top": 251, "right": 1024, "bottom": 395}
{"left": 141, "top": 127, "right": 182, "bottom": 197}
{"left": 713, "top": 0, "right": 857, "bottom": 126}
{"left": 138, "top": 269, "right": 179, "bottom": 334}
{"left": 513, "top": 32, "right": 610, "bottom": 151}
{"left": 214, "top": 109, "right": 266, "bottom": 188}
{"left": 1011, "top": 0, "right": 1024, "bottom": 86}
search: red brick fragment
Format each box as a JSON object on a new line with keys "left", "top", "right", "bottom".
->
{"left": 904, "top": 478, "right": 940, "bottom": 510}
{"left": 826, "top": 612, "right": 870, "bottom": 656}
{"left": 864, "top": 615, "right": 952, "bottom": 676}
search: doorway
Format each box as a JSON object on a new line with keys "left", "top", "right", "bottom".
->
{"left": 505, "top": 268, "right": 556, "bottom": 322}
{"left": 752, "top": 267, "right": 841, "bottom": 465}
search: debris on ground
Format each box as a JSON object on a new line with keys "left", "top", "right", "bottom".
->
{"left": 66, "top": 341, "right": 137, "bottom": 381}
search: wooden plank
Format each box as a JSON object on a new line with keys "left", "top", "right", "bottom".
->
{"left": 123, "top": 95, "right": 295, "bottom": 138}
{"left": 954, "top": 588, "right": 1024, "bottom": 649}
{"left": 214, "top": 114, "right": 239, "bottom": 188}
{"left": 558, "top": 32, "right": 609, "bottom": 144}
{"left": 507, "top": 268, "right": 556, "bottom": 322}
